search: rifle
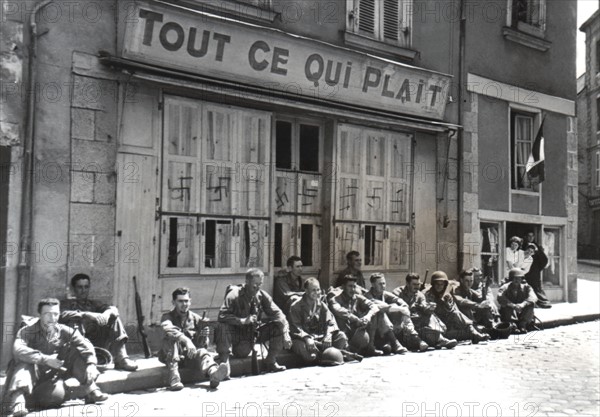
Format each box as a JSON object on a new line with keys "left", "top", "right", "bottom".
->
{"left": 481, "top": 275, "right": 491, "bottom": 300}
{"left": 420, "top": 269, "right": 430, "bottom": 291}
{"left": 249, "top": 297, "right": 261, "bottom": 375}
{"left": 133, "top": 276, "right": 151, "bottom": 358}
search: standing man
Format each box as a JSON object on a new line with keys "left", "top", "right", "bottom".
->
{"left": 334, "top": 251, "right": 366, "bottom": 289}
{"left": 158, "top": 288, "right": 228, "bottom": 391}
{"left": 60, "top": 273, "right": 137, "bottom": 371}
{"left": 288, "top": 278, "right": 349, "bottom": 364}
{"left": 393, "top": 273, "right": 457, "bottom": 349}
{"left": 424, "top": 271, "right": 490, "bottom": 343}
{"left": 522, "top": 244, "right": 552, "bottom": 309}
{"left": 3, "top": 299, "right": 108, "bottom": 417}
{"left": 273, "top": 256, "right": 305, "bottom": 314}
{"left": 365, "top": 273, "right": 428, "bottom": 352}
{"left": 216, "top": 269, "right": 292, "bottom": 372}
{"left": 497, "top": 269, "right": 538, "bottom": 333}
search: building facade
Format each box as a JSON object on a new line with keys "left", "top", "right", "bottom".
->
{"left": 0, "top": 0, "right": 576, "bottom": 365}
{"left": 578, "top": 10, "right": 600, "bottom": 260}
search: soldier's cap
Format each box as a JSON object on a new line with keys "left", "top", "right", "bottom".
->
{"left": 340, "top": 274, "right": 358, "bottom": 285}
{"left": 508, "top": 268, "right": 525, "bottom": 279}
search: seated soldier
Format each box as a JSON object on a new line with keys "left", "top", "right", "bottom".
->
{"left": 329, "top": 275, "right": 398, "bottom": 356}
{"left": 425, "top": 271, "right": 490, "bottom": 344}
{"left": 60, "top": 274, "right": 137, "bottom": 371}
{"left": 2, "top": 299, "right": 107, "bottom": 417}
{"left": 392, "top": 273, "right": 457, "bottom": 349}
{"left": 334, "top": 251, "right": 367, "bottom": 290}
{"left": 365, "top": 273, "right": 428, "bottom": 352}
{"left": 158, "top": 288, "right": 228, "bottom": 391}
{"left": 216, "top": 268, "right": 292, "bottom": 373}
{"left": 289, "top": 278, "right": 349, "bottom": 364}
{"left": 453, "top": 269, "right": 498, "bottom": 331}
{"left": 273, "top": 256, "right": 305, "bottom": 314}
{"left": 497, "top": 268, "right": 538, "bottom": 334}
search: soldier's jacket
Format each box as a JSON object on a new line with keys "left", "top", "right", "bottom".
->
{"left": 13, "top": 320, "right": 96, "bottom": 366}
{"left": 160, "top": 309, "right": 206, "bottom": 345}
{"left": 59, "top": 298, "right": 114, "bottom": 325}
{"left": 334, "top": 267, "right": 366, "bottom": 289}
{"left": 452, "top": 285, "right": 485, "bottom": 310}
{"left": 365, "top": 288, "right": 410, "bottom": 310}
{"left": 497, "top": 281, "right": 538, "bottom": 306}
{"left": 289, "top": 294, "right": 338, "bottom": 340}
{"left": 424, "top": 274, "right": 473, "bottom": 328}
{"left": 273, "top": 271, "right": 303, "bottom": 310}
{"left": 329, "top": 291, "right": 378, "bottom": 334}
{"left": 218, "top": 285, "right": 289, "bottom": 332}
{"left": 392, "top": 286, "right": 430, "bottom": 320}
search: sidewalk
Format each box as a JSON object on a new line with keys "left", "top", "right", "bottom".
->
{"left": 2, "top": 280, "right": 599, "bottom": 397}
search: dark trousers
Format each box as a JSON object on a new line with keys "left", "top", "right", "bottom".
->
{"left": 216, "top": 321, "right": 286, "bottom": 363}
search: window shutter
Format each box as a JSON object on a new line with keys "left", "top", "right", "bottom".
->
{"left": 358, "top": 0, "right": 376, "bottom": 35}
{"left": 383, "top": 0, "right": 400, "bottom": 41}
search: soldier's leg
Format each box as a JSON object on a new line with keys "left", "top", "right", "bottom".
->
{"left": 185, "top": 348, "right": 228, "bottom": 388}
{"left": 215, "top": 322, "right": 245, "bottom": 363}
{"left": 518, "top": 304, "right": 536, "bottom": 330}
{"left": 348, "top": 327, "right": 370, "bottom": 353}
{"left": 158, "top": 338, "right": 184, "bottom": 391}
{"left": 3, "top": 361, "right": 34, "bottom": 417}
{"left": 331, "top": 331, "right": 348, "bottom": 350}
{"left": 66, "top": 351, "right": 108, "bottom": 404}
{"left": 394, "top": 315, "right": 427, "bottom": 351}
{"left": 258, "top": 321, "right": 286, "bottom": 370}
{"left": 291, "top": 339, "right": 317, "bottom": 363}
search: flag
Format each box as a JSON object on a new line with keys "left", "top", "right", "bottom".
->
{"left": 525, "top": 119, "right": 545, "bottom": 186}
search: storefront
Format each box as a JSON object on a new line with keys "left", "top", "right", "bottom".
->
{"left": 103, "top": 0, "right": 455, "bottom": 321}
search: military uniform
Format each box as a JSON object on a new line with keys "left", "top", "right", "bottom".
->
{"left": 393, "top": 285, "right": 447, "bottom": 346}
{"left": 452, "top": 285, "right": 498, "bottom": 329}
{"left": 273, "top": 271, "right": 304, "bottom": 314}
{"left": 216, "top": 285, "right": 290, "bottom": 366}
{"left": 365, "top": 288, "right": 425, "bottom": 351}
{"left": 59, "top": 298, "right": 130, "bottom": 363}
{"left": 497, "top": 280, "right": 538, "bottom": 330}
{"left": 4, "top": 320, "right": 99, "bottom": 411}
{"left": 158, "top": 310, "right": 222, "bottom": 385}
{"left": 288, "top": 294, "right": 348, "bottom": 363}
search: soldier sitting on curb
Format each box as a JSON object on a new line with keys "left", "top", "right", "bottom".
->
{"left": 158, "top": 288, "right": 228, "bottom": 391}
{"left": 497, "top": 269, "right": 539, "bottom": 334}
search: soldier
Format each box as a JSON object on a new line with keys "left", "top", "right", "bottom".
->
{"left": 289, "top": 278, "right": 349, "bottom": 364}
{"left": 158, "top": 288, "right": 228, "bottom": 391}
{"left": 425, "top": 271, "right": 490, "bottom": 343}
{"left": 3, "top": 299, "right": 108, "bottom": 417}
{"left": 330, "top": 275, "right": 402, "bottom": 356}
{"left": 59, "top": 274, "right": 137, "bottom": 372}
{"left": 334, "top": 251, "right": 366, "bottom": 289}
{"left": 453, "top": 269, "right": 498, "bottom": 330}
{"left": 365, "top": 273, "right": 428, "bottom": 352}
{"left": 216, "top": 268, "right": 292, "bottom": 372}
{"left": 392, "top": 273, "right": 457, "bottom": 349}
{"left": 497, "top": 268, "right": 538, "bottom": 333}
{"left": 273, "top": 256, "right": 305, "bottom": 314}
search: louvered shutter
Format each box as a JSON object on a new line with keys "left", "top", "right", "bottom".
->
{"left": 358, "top": 0, "right": 376, "bottom": 35}
{"left": 383, "top": 0, "right": 400, "bottom": 41}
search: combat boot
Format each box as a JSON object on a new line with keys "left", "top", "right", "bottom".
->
{"left": 469, "top": 326, "right": 490, "bottom": 344}
{"left": 435, "top": 336, "right": 458, "bottom": 349}
{"left": 208, "top": 363, "right": 229, "bottom": 389}
{"left": 168, "top": 362, "right": 183, "bottom": 391}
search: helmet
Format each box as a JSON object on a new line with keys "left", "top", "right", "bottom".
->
{"left": 95, "top": 347, "right": 114, "bottom": 371}
{"left": 491, "top": 322, "right": 513, "bottom": 340}
{"left": 319, "top": 347, "right": 344, "bottom": 366}
{"left": 30, "top": 379, "right": 66, "bottom": 409}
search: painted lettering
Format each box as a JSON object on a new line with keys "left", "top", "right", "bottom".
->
{"left": 362, "top": 67, "right": 381, "bottom": 93}
{"left": 159, "top": 22, "right": 185, "bottom": 52}
{"left": 139, "top": 9, "right": 163, "bottom": 46}
{"left": 429, "top": 85, "right": 442, "bottom": 106}
{"left": 381, "top": 75, "right": 395, "bottom": 98}
{"left": 249, "top": 40, "right": 270, "bottom": 71}
{"left": 187, "top": 28, "right": 210, "bottom": 58}
{"left": 396, "top": 79, "right": 411, "bottom": 102}
{"left": 271, "top": 47, "right": 289, "bottom": 75}
{"left": 305, "top": 54, "right": 324, "bottom": 87}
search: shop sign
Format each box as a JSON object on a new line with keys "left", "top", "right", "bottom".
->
{"left": 122, "top": 1, "right": 451, "bottom": 120}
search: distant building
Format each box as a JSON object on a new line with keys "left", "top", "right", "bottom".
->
{"left": 578, "top": 10, "right": 600, "bottom": 260}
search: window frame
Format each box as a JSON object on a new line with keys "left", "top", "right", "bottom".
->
{"left": 508, "top": 0, "right": 546, "bottom": 36}
{"left": 347, "top": 0, "right": 412, "bottom": 48}
{"left": 596, "top": 150, "right": 600, "bottom": 190}
{"left": 509, "top": 108, "right": 541, "bottom": 194}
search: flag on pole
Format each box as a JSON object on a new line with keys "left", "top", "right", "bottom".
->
{"left": 525, "top": 118, "right": 545, "bottom": 186}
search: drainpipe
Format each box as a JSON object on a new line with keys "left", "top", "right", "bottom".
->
{"left": 456, "top": 0, "right": 467, "bottom": 272}
{"left": 16, "top": 0, "right": 55, "bottom": 319}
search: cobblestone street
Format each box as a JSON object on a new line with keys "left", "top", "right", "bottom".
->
{"left": 22, "top": 321, "right": 599, "bottom": 417}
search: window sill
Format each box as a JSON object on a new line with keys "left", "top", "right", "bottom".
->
{"left": 511, "top": 189, "right": 540, "bottom": 196}
{"left": 172, "top": 0, "right": 278, "bottom": 24}
{"left": 502, "top": 26, "right": 551, "bottom": 52}
{"left": 343, "top": 31, "right": 417, "bottom": 62}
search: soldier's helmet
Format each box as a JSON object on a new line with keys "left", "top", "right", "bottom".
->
{"left": 320, "top": 347, "right": 344, "bottom": 366}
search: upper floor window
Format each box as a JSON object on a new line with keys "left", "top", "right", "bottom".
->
{"left": 510, "top": 110, "right": 539, "bottom": 192}
{"left": 596, "top": 151, "right": 600, "bottom": 189}
{"left": 348, "top": 0, "right": 411, "bottom": 48}
{"left": 510, "top": 0, "right": 546, "bottom": 35}
{"left": 596, "top": 40, "right": 600, "bottom": 74}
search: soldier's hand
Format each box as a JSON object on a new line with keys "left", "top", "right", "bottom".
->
{"left": 322, "top": 335, "right": 332, "bottom": 349}
{"left": 358, "top": 317, "right": 370, "bottom": 328}
{"left": 183, "top": 338, "right": 197, "bottom": 358}
{"left": 85, "top": 364, "right": 99, "bottom": 384}
{"left": 45, "top": 354, "right": 64, "bottom": 370}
